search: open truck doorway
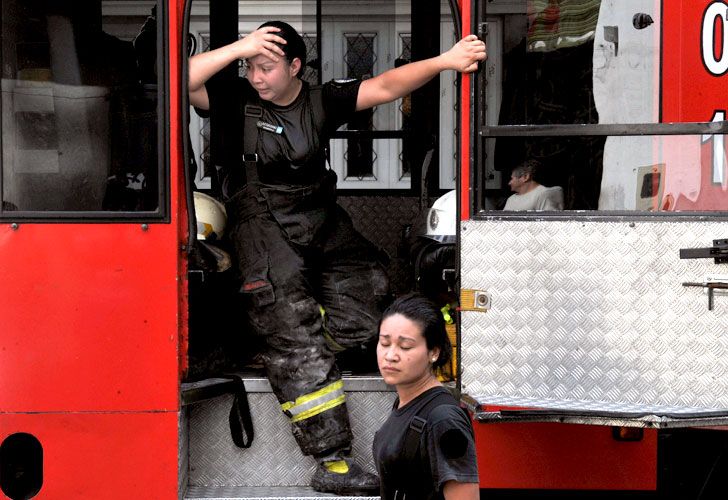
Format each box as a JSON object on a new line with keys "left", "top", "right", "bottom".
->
{"left": 181, "top": 0, "right": 467, "bottom": 497}
{"left": 184, "top": 0, "right": 456, "bottom": 375}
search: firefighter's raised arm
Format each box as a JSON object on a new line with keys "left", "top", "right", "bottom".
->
{"left": 188, "top": 26, "right": 287, "bottom": 110}
{"left": 355, "top": 34, "right": 486, "bottom": 111}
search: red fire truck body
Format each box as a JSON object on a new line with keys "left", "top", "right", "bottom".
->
{"left": 2, "top": 1, "right": 728, "bottom": 499}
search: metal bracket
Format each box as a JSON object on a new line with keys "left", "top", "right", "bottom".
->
{"left": 679, "top": 239, "right": 728, "bottom": 264}
{"left": 460, "top": 289, "right": 491, "bottom": 312}
{"left": 682, "top": 281, "right": 728, "bottom": 311}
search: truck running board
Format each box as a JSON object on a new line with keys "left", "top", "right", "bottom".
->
{"left": 465, "top": 394, "right": 728, "bottom": 429}
{"left": 185, "top": 485, "right": 379, "bottom": 499}
{"left": 181, "top": 375, "right": 393, "bottom": 497}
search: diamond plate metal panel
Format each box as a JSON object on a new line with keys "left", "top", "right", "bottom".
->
{"left": 461, "top": 219, "right": 728, "bottom": 412}
{"left": 339, "top": 195, "right": 436, "bottom": 294}
{"left": 185, "top": 485, "right": 378, "bottom": 499}
{"left": 181, "top": 409, "right": 190, "bottom": 499}
{"left": 189, "top": 391, "right": 395, "bottom": 487}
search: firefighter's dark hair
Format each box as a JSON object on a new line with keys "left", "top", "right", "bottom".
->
{"left": 379, "top": 292, "right": 452, "bottom": 370}
{"left": 258, "top": 20, "right": 306, "bottom": 78}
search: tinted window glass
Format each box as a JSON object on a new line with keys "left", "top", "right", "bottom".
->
{"left": 480, "top": 0, "right": 728, "bottom": 213}
{"left": 1, "top": 0, "right": 161, "bottom": 215}
{"left": 483, "top": 134, "right": 728, "bottom": 211}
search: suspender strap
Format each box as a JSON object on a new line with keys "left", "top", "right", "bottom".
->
{"left": 388, "top": 390, "right": 459, "bottom": 499}
{"left": 403, "top": 390, "right": 457, "bottom": 463}
{"left": 243, "top": 104, "right": 262, "bottom": 184}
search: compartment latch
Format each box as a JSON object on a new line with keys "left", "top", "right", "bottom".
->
{"left": 682, "top": 280, "right": 728, "bottom": 311}
{"left": 679, "top": 239, "right": 728, "bottom": 264}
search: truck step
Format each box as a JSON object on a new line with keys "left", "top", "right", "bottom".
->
{"left": 184, "top": 375, "right": 394, "bottom": 492}
{"left": 185, "top": 485, "right": 378, "bottom": 499}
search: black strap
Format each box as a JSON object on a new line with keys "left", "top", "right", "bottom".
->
{"left": 227, "top": 374, "right": 255, "bottom": 448}
{"left": 389, "top": 390, "right": 460, "bottom": 498}
{"left": 403, "top": 390, "right": 458, "bottom": 463}
{"left": 243, "top": 104, "right": 261, "bottom": 184}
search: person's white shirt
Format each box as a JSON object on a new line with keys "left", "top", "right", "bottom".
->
{"left": 503, "top": 184, "right": 564, "bottom": 211}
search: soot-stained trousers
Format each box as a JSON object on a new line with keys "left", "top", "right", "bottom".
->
{"left": 200, "top": 75, "right": 389, "bottom": 455}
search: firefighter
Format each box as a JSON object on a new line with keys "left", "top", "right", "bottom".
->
{"left": 188, "top": 21, "right": 485, "bottom": 495}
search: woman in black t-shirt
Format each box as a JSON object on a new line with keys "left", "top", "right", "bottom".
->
{"left": 374, "top": 293, "right": 479, "bottom": 499}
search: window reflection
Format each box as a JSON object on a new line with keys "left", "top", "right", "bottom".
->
{"left": 485, "top": 0, "right": 728, "bottom": 212}
{"left": 486, "top": 135, "right": 728, "bottom": 212}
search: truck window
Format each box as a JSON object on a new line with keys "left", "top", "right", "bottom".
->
{"left": 478, "top": 0, "right": 728, "bottom": 213}
{"left": 0, "top": 0, "right": 164, "bottom": 217}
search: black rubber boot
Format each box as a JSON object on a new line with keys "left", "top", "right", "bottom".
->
{"left": 310, "top": 457, "right": 379, "bottom": 496}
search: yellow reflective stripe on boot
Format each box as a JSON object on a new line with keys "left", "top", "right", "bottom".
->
{"left": 280, "top": 380, "right": 346, "bottom": 423}
{"left": 324, "top": 459, "right": 350, "bottom": 474}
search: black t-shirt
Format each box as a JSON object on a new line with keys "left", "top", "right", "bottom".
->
{"left": 199, "top": 76, "right": 361, "bottom": 199}
{"left": 373, "top": 386, "right": 479, "bottom": 499}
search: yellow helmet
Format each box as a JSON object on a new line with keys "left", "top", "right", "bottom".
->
{"left": 193, "top": 191, "right": 227, "bottom": 241}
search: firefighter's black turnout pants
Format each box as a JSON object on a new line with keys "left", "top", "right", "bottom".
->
{"left": 226, "top": 175, "right": 389, "bottom": 456}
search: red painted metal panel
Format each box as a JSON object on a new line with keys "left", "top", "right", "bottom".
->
{"left": 168, "top": 0, "right": 191, "bottom": 379}
{"left": 662, "top": 0, "right": 713, "bottom": 123}
{"left": 0, "top": 223, "right": 180, "bottom": 412}
{"left": 0, "top": 412, "right": 179, "bottom": 499}
{"left": 460, "top": 0, "right": 472, "bottom": 221}
{"left": 2, "top": 3, "right": 185, "bottom": 499}
{"left": 0, "top": 2, "right": 187, "bottom": 414}
{"left": 474, "top": 421, "right": 657, "bottom": 490}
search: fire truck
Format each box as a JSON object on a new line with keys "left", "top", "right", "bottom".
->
{"left": 2, "top": 0, "right": 728, "bottom": 498}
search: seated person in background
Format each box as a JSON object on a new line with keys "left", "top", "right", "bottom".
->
{"left": 503, "top": 159, "right": 564, "bottom": 211}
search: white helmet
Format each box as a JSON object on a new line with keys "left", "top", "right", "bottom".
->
{"left": 425, "top": 190, "right": 456, "bottom": 242}
{"left": 193, "top": 191, "right": 227, "bottom": 241}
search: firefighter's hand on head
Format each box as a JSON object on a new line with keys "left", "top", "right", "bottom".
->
{"left": 445, "top": 34, "right": 486, "bottom": 73}
{"left": 233, "top": 26, "right": 287, "bottom": 62}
